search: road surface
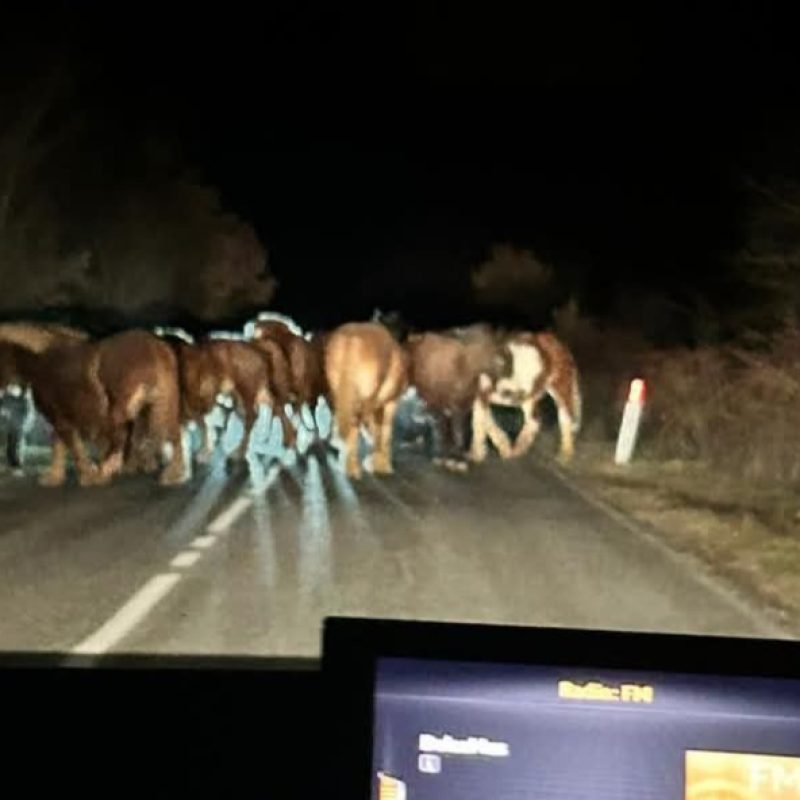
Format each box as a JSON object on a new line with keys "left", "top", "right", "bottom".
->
{"left": 0, "top": 445, "right": 784, "bottom": 659}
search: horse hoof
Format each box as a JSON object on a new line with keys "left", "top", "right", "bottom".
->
{"left": 224, "top": 460, "right": 241, "bottom": 475}
{"left": 371, "top": 453, "right": 392, "bottom": 475}
{"left": 89, "top": 470, "right": 113, "bottom": 487}
{"left": 142, "top": 459, "right": 160, "bottom": 475}
{"left": 345, "top": 465, "right": 362, "bottom": 480}
{"left": 159, "top": 469, "right": 188, "bottom": 487}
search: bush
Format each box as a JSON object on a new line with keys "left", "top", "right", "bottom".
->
{"left": 557, "top": 300, "right": 800, "bottom": 490}
{"left": 555, "top": 304, "right": 650, "bottom": 440}
{"left": 638, "top": 328, "right": 800, "bottom": 487}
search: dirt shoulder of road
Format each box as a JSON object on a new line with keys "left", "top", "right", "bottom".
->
{"left": 561, "top": 440, "right": 800, "bottom": 635}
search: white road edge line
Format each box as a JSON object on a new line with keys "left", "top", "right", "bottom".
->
{"left": 207, "top": 495, "right": 253, "bottom": 534}
{"left": 537, "top": 455, "right": 791, "bottom": 640}
{"left": 70, "top": 573, "right": 181, "bottom": 655}
{"left": 170, "top": 550, "right": 203, "bottom": 569}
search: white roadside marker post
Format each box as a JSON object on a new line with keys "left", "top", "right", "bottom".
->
{"left": 614, "top": 378, "right": 646, "bottom": 465}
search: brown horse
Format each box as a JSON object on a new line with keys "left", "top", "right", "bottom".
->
{"left": 471, "top": 331, "right": 582, "bottom": 463}
{"left": 405, "top": 324, "right": 511, "bottom": 470}
{"left": 324, "top": 322, "right": 408, "bottom": 479}
{"left": 0, "top": 322, "right": 90, "bottom": 389}
{"left": 148, "top": 328, "right": 227, "bottom": 466}
{"left": 160, "top": 337, "right": 282, "bottom": 464}
{"left": 249, "top": 314, "right": 329, "bottom": 438}
{"left": 0, "top": 322, "right": 90, "bottom": 469}
{"left": 240, "top": 335, "right": 296, "bottom": 450}
{"left": 7, "top": 330, "right": 185, "bottom": 487}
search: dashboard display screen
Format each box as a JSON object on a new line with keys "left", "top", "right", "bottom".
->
{"left": 373, "top": 657, "right": 800, "bottom": 799}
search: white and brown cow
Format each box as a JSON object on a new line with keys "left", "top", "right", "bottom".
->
{"left": 470, "top": 331, "right": 581, "bottom": 464}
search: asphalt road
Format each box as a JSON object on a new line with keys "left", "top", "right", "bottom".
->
{"left": 0, "top": 440, "right": 784, "bottom": 659}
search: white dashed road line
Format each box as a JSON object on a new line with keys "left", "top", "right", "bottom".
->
{"left": 207, "top": 495, "right": 253, "bottom": 534}
{"left": 71, "top": 573, "right": 182, "bottom": 655}
{"left": 170, "top": 550, "right": 203, "bottom": 569}
{"left": 69, "top": 489, "right": 256, "bottom": 657}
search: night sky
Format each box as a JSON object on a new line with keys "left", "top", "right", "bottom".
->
{"left": 7, "top": 3, "right": 800, "bottom": 328}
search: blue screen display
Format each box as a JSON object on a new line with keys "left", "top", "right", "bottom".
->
{"left": 373, "top": 658, "right": 800, "bottom": 799}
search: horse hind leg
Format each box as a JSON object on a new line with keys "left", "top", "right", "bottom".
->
{"left": 469, "top": 399, "right": 489, "bottom": 463}
{"left": 41, "top": 428, "right": 98, "bottom": 487}
{"left": 484, "top": 408, "right": 513, "bottom": 459}
{"left": 95, "top": 383, "right": 146, "bottom": 484}
{"left": 230, "top": 397, "right": 259, "bottom": 462}
{"left": 344, "top": 420, "right": 362, "bottom": 479}
{"left": 469, "top": 393, "right": 513, "bottom": 461}
{"left": 121, "top": 420, "right": 140, "bottom": 474}
{"left": 69, "top": 431, "right": 102, "bottom": 487}
{"left": 124, "top": 410, "right": 160, "bottom": 475}
{"left": 554, "top": 394, "right": 576, "bottom": 463}
{"left": 332, "top": 400, "right": 363, "bottom": 479}
{"left": 444, "top": 411, "right": 469, "bottom": 472}
{"left": 430, "top": 411, "right": 449, "bottom": 467}
{"left": 275, "top": 404, "right": 297, "bottom": 451}
{"left": 39, "top": 435, "right": 69, "bottom": 487}
{"left": 196, "top": 411, "right": 218, "bottom": 464}
{"left": 304, "top": 398, "right": 339, "bottom": 461}
{"left": 196, "top": 421, "right": 213, "bottom": 463}
{"left": 298, "top": 402, "right": 316, "bottom": 434}
{"left": 547, "top": 382, "right": 577, "bottom": 463}
{"left": 373, "top": 400, "right": 398, "bottom": 475}
{"left": 364, "top": 406, "right": 381, "bottom": 471}
{"left": 511, "top": 396, "right": 541, "bottom": 458}
{"left": 95, "top": 422, "right": 129, "bottom": 484}
{"left": 148, "top": 393, "right": 187, "bottom": 486}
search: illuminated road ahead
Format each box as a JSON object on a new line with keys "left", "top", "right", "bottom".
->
{"left": 0, "top": 448, "right": 783, "bottom": 659}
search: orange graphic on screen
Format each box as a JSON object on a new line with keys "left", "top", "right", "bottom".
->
{"left": 377, "top": 771, "right": 407, "bottom": 800}
{"left": 686, "top": 750, "right": 800, "bottom": 800}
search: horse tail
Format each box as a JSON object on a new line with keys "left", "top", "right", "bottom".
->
{"left": 266, "top": 341, "right": 292, "bottom": 406}
{"left": 325, "top": 334, "right": 359, "bottom": 440}
{"left": 146, "top": 336, "right": 187, "bottom": 421}
{"left": 167, "top": 340, "right": 188, "bottom": 423}
{"left": 333, "top": 361, "right": 358, "bottom": 440}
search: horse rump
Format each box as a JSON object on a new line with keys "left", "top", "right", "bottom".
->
{"left": 324, "top": 322, "right": 407, "bottom": 478}
{"left": 94, "top": 330, "right": 186, "bottom": 485}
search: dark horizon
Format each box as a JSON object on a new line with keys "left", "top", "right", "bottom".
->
{"left": 4, "top": 3, "right": 800, "bottom": 334}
